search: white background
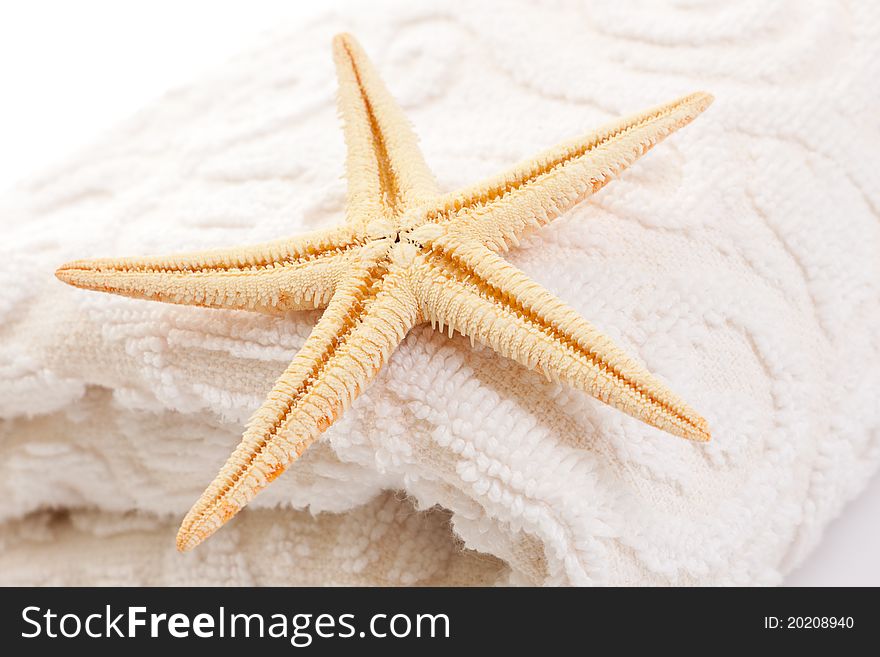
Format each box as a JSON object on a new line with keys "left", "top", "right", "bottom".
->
{"left": 1, "top": 0, "right": 876, "bottom": 586}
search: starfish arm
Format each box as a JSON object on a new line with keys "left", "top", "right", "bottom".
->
{"left": 412, "top": 237, "right": 710, "bottom": 442}
{"left": 423, "top": 92, "right": 713, "bottom": 252}
{"left": 176, "top": 255, "right": 419, "bottom": 551}
{"left": 55, "top": 224, "right": 365, "bottom": 313}
{"left": 333, "top": 33, "right": 438, "bottom": 224}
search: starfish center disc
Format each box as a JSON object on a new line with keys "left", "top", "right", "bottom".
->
{"left": 365, "top": 218, "right": 397, "bottom": 241}
{"left": 388, "top": 238, "right": 419, "bottom": 266}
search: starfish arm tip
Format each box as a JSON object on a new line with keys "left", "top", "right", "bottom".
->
{"left": 684, "top": 416, "right": 712, "bottom": 442}
{"left": 332, "top": 32, "right": 356, "bottom": 52}
{"left": 689, "top": 91, "right": 714, "bottom": 113}
{"left": 54, "top": 261, "right": 84, "bottom": 286}
{"left": 175, "top": 512, "right": 207, "bottom": 553}
{"left": 175, "top": 533, "right": 192, "bottom": 553}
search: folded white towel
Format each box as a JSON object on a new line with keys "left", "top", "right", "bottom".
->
{"left": 1, "top": 0, "right": 878, "bottom": 585}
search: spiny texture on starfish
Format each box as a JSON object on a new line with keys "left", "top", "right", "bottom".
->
{"left": 56, "top": 33, "right": 713, "bottom": 552}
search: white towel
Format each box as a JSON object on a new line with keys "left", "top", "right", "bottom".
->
{"left": 1, "top": 0, "right": 878, "bottom": 585}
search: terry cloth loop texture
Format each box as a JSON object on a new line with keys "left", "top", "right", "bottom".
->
{"left": 0, "top": 0, "right": 878, "bottom": 585}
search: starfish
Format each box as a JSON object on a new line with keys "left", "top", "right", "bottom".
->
{"left": 56, "top": 34, "right": 713, "bottom": 552}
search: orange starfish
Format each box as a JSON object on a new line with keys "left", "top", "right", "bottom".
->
{"left": 57, "top": 34, "right": 713, "bottom": 552}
